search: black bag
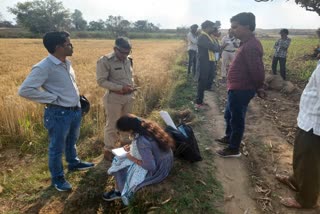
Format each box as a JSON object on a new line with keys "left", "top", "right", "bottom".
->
{"left": 165, "top": 124, "right": 202, "bottom": 162}
{"left": 80, "top": 95, "right": 90, "bottom": 116}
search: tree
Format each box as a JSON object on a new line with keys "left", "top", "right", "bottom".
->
{"left": 8, "top": 0, "right": 71, "bottom": 34}
{"left": 133, "top": 20, "right": 159, "bottom": 32}
{"left": 0, "top": 21, "right": 14, "bottom": 28}
{"left": 254, "top": 0, "right": 320, "bottom": 16}
{"left": 88, "top": 19, "right": 105, "bottom": 31}
{"left": 105, "top": 15, "right": 131, "bottom": 37}
{"left": 71, "top": 9, "right": 87, "bottom": 31}
{"left": 133, "top": 20, "right": 148, "bottom": 31}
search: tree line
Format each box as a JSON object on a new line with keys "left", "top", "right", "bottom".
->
{"left": 3, "top": 0, "right": 161, "bottom": 37}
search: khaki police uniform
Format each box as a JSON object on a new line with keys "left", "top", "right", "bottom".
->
{"left": 96, "top": 52, "right": 134, "bottom": 151}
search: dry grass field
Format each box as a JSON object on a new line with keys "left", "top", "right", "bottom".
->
{"left": 0, "top": 39, "right": 184, "bottom": 149}
{"left": 0, "top": 36, "right": 319, "bottom": 213}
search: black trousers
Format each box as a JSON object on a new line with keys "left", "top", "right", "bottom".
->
{"left": 289, "top": 128, "right": 320, "bottom": 208}
{"left": 272, "top": 56, "right": 287, "bottom": 80}
{"left": 188, "top": 50, "right": 197, "bottom": 76}
{"left": 207, "top": 61, "right": 216, "bottom": 90}
{"left": 196, "top": 61, "right": 214, "bottom": 104}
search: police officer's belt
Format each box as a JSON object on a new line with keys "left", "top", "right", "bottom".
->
{"left": 224, "top": 50, "right": 235, "bottom": 53}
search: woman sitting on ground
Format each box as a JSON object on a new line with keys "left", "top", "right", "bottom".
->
{"left": 103, "top": 114, "right": 175, "bottom": 205}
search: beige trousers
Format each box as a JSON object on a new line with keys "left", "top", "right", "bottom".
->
{"left": 221, "top": 51, "right": 236, "bottom": 78}
{"left": 103, "top": 92, "right": 134, "bottom": 150}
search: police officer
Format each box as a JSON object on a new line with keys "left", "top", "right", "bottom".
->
{"left": 96, "top": 37, "right": 135, "bottom": 161}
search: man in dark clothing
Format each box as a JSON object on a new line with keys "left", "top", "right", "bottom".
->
{"left": 195, "top": 20, "right": 220, "bottom": 109}
{"left": 215, "top": 12, "right": 266, "bottom": 157}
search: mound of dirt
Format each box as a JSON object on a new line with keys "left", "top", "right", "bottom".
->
{"left": 282, "top": 81, "right": 296, "bottom": 94}
{"left": 265, "top": 74, "right": 296, "bottom": 94}
{"left": 267, "top": 74, "right": 284, "bottom": 90}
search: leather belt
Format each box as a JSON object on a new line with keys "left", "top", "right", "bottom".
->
{"left": 45, "top": 104, "right": 80, "bottom": 111}
{"left": 224, "top": 50, "right": 235, "bottom": 53}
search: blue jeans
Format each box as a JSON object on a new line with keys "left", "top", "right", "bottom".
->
{"left": 224, "top": 90, "right": 255, "bottom": 151}
{"left": 44, "top": 107, "right": 81, "bottom": 182}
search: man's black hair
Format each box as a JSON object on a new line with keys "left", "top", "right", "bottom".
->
{"left": 230, "top": 12, "right": 256, "bottom": 32}
{"left": 201, "top": 20, "right": 215, "bottom": 30}
{"left": 280, "top": 28, "right": 289, "bottom": 35}
{"left": 115, "top": 37, "right": 132, "bottom": 49}
{"left": 190, "top": 24, "right": 198, "bottom": 29}
{"left": 43, "top": 31, "right": 70, "bottom": 54}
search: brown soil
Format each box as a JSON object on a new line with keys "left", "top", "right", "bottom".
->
{"left": 203, "top": 81, "right": 320, "bottom": 214}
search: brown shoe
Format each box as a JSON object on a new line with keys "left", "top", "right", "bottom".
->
{"left": 104, "top": 150, "right": 114, "bottom": 162}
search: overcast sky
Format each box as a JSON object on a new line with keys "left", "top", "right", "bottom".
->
{"left": 1, "top": 0, "right": 319, "bottom": 29}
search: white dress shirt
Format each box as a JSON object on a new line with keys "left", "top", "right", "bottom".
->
{"left": 297, "top": 61, "right": 320, "bottom": 136}
{"left": 187, "top": 32, "right": 198, "bottom": 51}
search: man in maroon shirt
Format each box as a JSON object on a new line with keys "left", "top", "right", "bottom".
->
{"left": 216, "top": 12, "right": 266, "bottom": 157}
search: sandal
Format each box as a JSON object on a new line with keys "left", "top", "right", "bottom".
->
{"left": 275, "top": 174, "right": 298, "bottom": 191}
{"left": 280, "top": 197, "right": 302, "bottom": 208}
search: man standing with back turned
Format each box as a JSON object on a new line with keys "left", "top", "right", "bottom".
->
{"left": 96, "top": 37, "right": 135, "bottom": 161}
{"left": 216, "top": 12, "right": 266, "bottom": 157}
{"left": 19, "top": 31, "right": 94, "bottom": 192}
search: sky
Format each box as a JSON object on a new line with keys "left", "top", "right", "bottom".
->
{"left": 1, "top": 0, "right": 319, "bottom": 29}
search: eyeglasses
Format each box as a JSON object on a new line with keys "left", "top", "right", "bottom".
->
{"left": 116, "top": 47, "right": 131, "bottom": 55}
{"left": 65, "top": 43, "right": 73, "bottom": 48}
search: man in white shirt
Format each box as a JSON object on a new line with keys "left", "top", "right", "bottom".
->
{"left": 276, "top": 62, "right": 320, "bottom": 209}
{"left": 187, "top": 24, "right": 198, "bottom": 77}
{"left": 220, "top": 29, "right": 240, "bottom": 82}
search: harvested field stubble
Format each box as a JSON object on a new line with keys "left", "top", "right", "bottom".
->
{"left": 0, "top": 39, "right": 183, "bottom": 147}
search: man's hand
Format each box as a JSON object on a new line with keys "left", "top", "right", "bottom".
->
{"left": 257, "top": 88, "right": 267, "bottom": 99}
{"left": 121, "top": 85, "right": 134, "bottom": 94}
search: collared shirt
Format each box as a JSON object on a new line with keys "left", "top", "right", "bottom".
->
{"left": 221, "top": 35, "right": 240, "bottom": 52}
{"left": 227, "top": 35, "right": 265, "bottom": 91}
{"left": 187, "top": 32, "right": 198, "bottom": 51}
{"left": 18, "top": 54, "right": 80, "bottom": 107}
{"left": 274, "top": 37, "right": 291, "bottom": 58}
{"left": 96, "top": 52, "right": 133, "bottom": 91}
{"left": 297, "top": 62, "right": 320, "bottom": 136}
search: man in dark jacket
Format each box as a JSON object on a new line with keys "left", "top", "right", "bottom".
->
{"left": 195, "top": 20, "right": 220, "bottom": 109}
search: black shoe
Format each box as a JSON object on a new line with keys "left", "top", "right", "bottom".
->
{"left": 215, "top": 136, "right": 230, "bottom": 146}
{"left": 216, "top": 148, "right": 241, "bottom": 158}
{"left": 102, "top": 190, "right": 121, "bottom": 201}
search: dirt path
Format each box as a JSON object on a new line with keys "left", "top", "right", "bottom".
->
{"left": 203, "top": 91, "right": 260, "bottom": 214}
{"left": 202, "top": 83, "right": 320, "bottom": 214}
